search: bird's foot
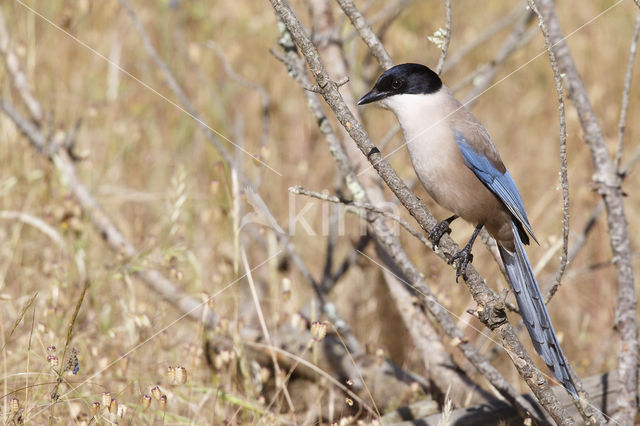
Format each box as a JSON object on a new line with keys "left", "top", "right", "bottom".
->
{"left": 449, "top": 246, "right": 474, "bottom": 283}
{"left": 429, "top": 221, "right": 453, "bottom": 246}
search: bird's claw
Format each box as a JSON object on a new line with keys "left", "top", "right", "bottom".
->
{"left": 449, "top": 247, "right": 474, "bottom": 282}
{"left": 429, "top": 221, "right": 452, "bottom": 246}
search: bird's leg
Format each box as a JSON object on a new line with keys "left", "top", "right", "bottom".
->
{"left": 429, "top": 215, "right": 458, "bottom": 246}
{"left": 449, "top": 224, "right": 483, "bottom": 282}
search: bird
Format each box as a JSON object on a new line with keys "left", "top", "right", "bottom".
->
{"left": 357, "top": 63, "right": 578, "bottom": 399}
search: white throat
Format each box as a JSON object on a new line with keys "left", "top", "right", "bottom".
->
{"left": 379, "top": 87, "right": 456, "bottom": 138}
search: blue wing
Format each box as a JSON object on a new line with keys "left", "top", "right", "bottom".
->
{"left": 453, "top": 129, "right": 537, "bottom": 243}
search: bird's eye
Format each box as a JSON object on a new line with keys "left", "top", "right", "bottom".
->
{"left": 391, "top": 80, "right": 402, "bottom": 90}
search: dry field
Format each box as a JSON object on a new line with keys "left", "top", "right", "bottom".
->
{"left": 0, "top": 0, "right": 639, "bottom": 424}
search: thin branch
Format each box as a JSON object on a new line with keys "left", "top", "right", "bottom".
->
{"left": 271, "top": 0, "right": 571, "bottom": 422}
{"left": 289, "top": 186, "right": 433, "bottom": 248}
{"left": 526, "top": 4, "right": 570, "bottom": 305}
{"left": 240, "top": 247, "right": 296, "bottom": 416}
{"left": 275, "top": 13, "right": 544, "bottom": 419}
{"left": 615, "top": 6, "right": 640, "bottom": 171}
{"left": 118, "top": 0, "right": 368, "bottom": 375}
{"left": 2, "top": 98, "right": 219, "bottom": 328}
{"left": 533, "top": 0, "right": 638, "bottom": 423}
{"left": 459, "top": 12, "right": 535, "bottom": 104}
{"left": 205, "top": 40, "right": 271, "bottom": 153}
{"left": 435, "top": 0, "right": 452, "bottom": 75}
{"left": 243, "top": 188, "right": 366, "bottom": 387}
{"left": 528, "top": 2, "right": 602, "bottom": 423}
{"left": 443, "top": 3, "right": 525, "bottom": 74}
{"left": 335, "top": 0, "right": 393, "bottom": 69}
{"left": 0, "top": 12, "right": 43, "bottom": 123}
{"left": 373, "top": 0, "right": 414, "bottom": 42}
{"left": 326, "top": 235, "right": 370, "bottom": 292}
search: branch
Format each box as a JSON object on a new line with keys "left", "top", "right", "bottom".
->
{"left": 615, "top": 6, "right": 640, "bottom": 171}
{"left": 289, "top": 186, "right": 433, "bottom": 249}
{"left": 306, "top": 0, "right": 500, "bottom": 408}
{"left": 534, "top": 0, "right": 638, "bottom": 423}
{"left": 118, "top": 0, "right": 368, "bottom": 372}
{"left": 335, "top": 0, "right": 393, "bottom": 69}
{"left": 275, "top": 10, "right": 544, "bottom": 419}
{"left": 1, "top": 98, "right": 218, "bottom": 327}
{"left": 435, "top": 0, "right": 451, "bottom": 75}
{"left": 527, "top": 2, "right": 603, "bottom": 422}
{"left": 271, "top": 0, "right": 573, "bottom": 422}
{"left": 0, "top": 12, "right": 43, "bottom": 123}
{"left": 459, "top": 11, "right": 535, "bottom": 103}
{"left": 442, "top": 3, "right": 524, "bottom": 74}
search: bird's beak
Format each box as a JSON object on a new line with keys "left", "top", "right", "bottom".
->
{"left": 357, "top": 87, "right": 386, "bottom": 105}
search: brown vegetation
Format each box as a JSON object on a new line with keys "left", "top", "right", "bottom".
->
{"left": 0, "top": 0, "right": 638, "bottom": 424}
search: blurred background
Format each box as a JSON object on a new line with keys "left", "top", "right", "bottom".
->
{"left": 0, "top": 0, "right": 638, "bottom": 423}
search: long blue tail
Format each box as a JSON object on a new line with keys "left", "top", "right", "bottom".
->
{"left": 498, "top": 221, "right": 578, "bottom": 399}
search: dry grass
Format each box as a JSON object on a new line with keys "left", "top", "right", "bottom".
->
{"left": 0, "top": 0, "right": 638, "bottom": 423}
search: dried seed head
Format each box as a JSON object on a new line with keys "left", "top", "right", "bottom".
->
{"left": 109, "top": 398, "right": 118, "bottom": 414}
{"left": 10, "top": 398, "right": 19, "bottom": 412}
{"left": 275, "top": 369, "right": 284, "bottom": 388}
{"left": 102, "top": 392, "right": 112, "bottom": 408}
{"left": 151, "top": 386, "right": 162, "bottom": 401}
{"left": 175, "top": 366, "right": 187, "bottom": 384}
{"left": 345, "top": 397, "right": 354, "bottom": 407}
{"left": 339, "top": 417, "right": 354, "bottom": 426}
{"left": 375, "top": 348, "right": 385, "bottom": 366}
{"left": 345, "top": 378, "right": 353, "bottom": 387}
{"left": 117, "top": 404, "right": 127, "bottom": 417}
{"left": 47, "top": 345, "right": 57, "bottom": 354}
{"left": 289, "top": 313, "right": 306, "bottom": 330}
{"left": 47, "top": 355, "right": 59, "bottom": 367}
{"left": 450, "top": 336, "right": 461, "bottom": 347}
{"left": 281, "top": 277, "right": 291, "bottom": 301}
{"left": 310, "top": 321, "right": 327, "bottom": 342}
{"left": 218, "top": 317, "right": 229, "bottom": 334}
{"left": 159, "top": 395, "right": 167, "bottom": 410}
{"left": 259, "top": 367, "right": 271, "bottom": 383}
{"left": 167, "top": 366, "right": 175, "bottom": 383}
{"left": 219, "top": 350, "right": 231, "bottom": 365}
{"left": 210, "top": 180, "right": 220, "bottom": 194}
{"left": 92, "top": 402, "right": 100, "bottom": 415}
{"left": 141, "top": 394, "right": 151, "bottom": 410}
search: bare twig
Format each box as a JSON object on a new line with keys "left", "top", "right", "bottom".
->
{"left": 525, "top": 3, "right": 570, "bottom": 306}
{"left": 276, "top": 14, "right": 544, "bottom": 419}
{"left": 240, "top": 247, "right": 296, "bottom": 416}
{"left": 460, "top": 12, "right": 535, "bottom": 104}
{"left": 533, "top": 0, "right": 639, "bottom": 423}
{"left": 243, "top": 187, "right": 366, "bottom": 392}
{"left": 289, "top": 186, "right": 433, "bottom": 249}
{"left": 119, "top": 0, "right": 368, "bottom": 377}
{"left": 527, "top": 3, "right": 603, "bottom": 423}
{"left": 205, "top": 40, "right": 271, "bottom": 153}
{"left": 615, "top": 6, "right": 640, "bottom": 172}
{"left": 343, "top": 0, "right": 414, "bottom": 43}
{"left": 271, "top": 1, "right": 571, "bottom": 422}
{"left": 335, "top": 0, "right": 393, "bottom": 69}
{"left": 443, "top": 3, "right": 525, "bottom": 74}
{"left": 435, "top": 0, "right": 452, "bottom": 75}
{"left": 2, "top": 97, "right": 219, "bottom": 327}
{"left": 373, "top": 0, "right": 414, "bottom": 42}
{"left": 326, "top": 235, "right": 370, "bottom": 292}
{"left": 0, "top": 12, "right": 43, "bottom": 123}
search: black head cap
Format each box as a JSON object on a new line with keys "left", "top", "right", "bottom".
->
{"left": 357, "top": 63, "right": 442, "bottom": 105}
